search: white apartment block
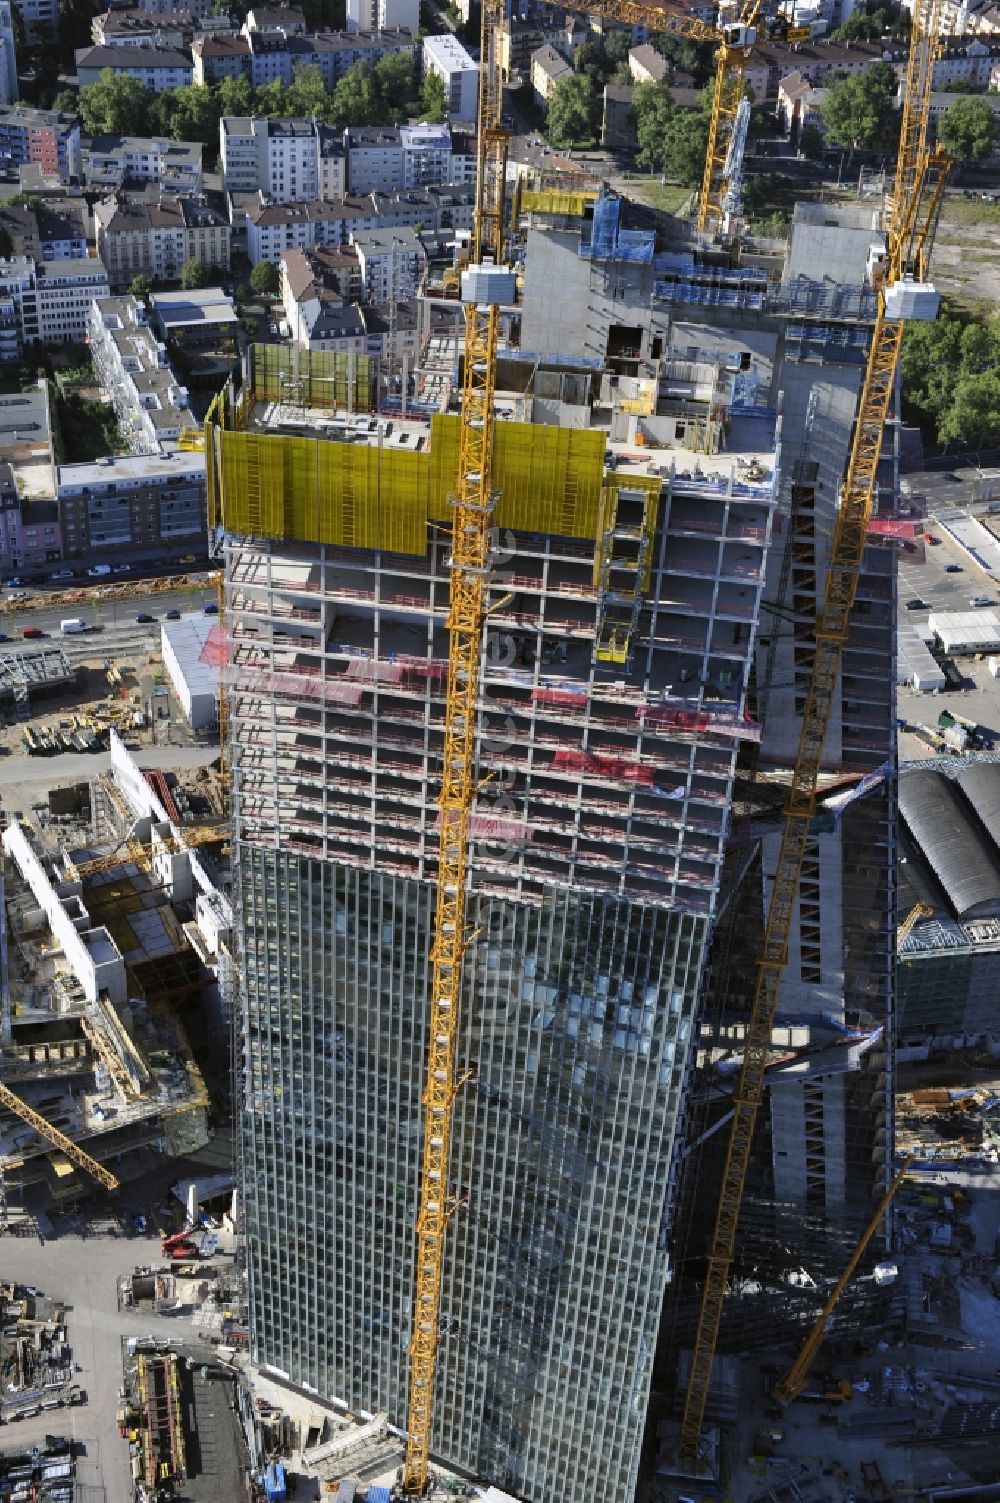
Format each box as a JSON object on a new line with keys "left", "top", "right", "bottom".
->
{"left": 422, "top": 33, "right": 479, "bottom": 122}
{"left": 221, "top": 115, "right": 319, "bottom": 201}
{"left": 87, "top": 294, "right": 196, "bottom": 453}
{"left": 346, "top": 0, "right": 418, "bottom": 34}
{"left": 0, "top": 256, "right": 110, "bottom": 350}
{"left": 75, "top": 43, "right": 194, "bottom": 90}
{"left": 351, "top": 226, "right": 425, "bottom": 301}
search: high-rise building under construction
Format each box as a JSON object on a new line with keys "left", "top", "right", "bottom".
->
{"left": 214, "top": 189, "right": 896, "bottom": 1499}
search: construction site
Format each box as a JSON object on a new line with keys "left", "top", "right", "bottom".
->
{"left": 192, "top": 0, "right": 974, "bottom": 1491}
{"left": 0, "top": 730, "right": 234, "bottom": 1206}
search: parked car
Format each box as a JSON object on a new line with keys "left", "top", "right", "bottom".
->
{"left": 51, "top": 568, "right": 75, "bottom": 580}
{"left": 971, "top": 595, "right": 992, "bottom": 607}
{"left": 135, "top": 612, "right": 155, "bottom": 624}
{"left": 3, "top": 576, "right": 23, "bottom": 587}
{"left": 87, "top": 564, "right": 112, "bottom": 577}
{"left": 203, "top": 601, "right": 219, "bottom": 614}
{"left": 22, "top": 626, "right": 43, "bottom": 638}
{"left": 905, "top": 597, "right": 927, "bottom": 610}
{"left": 7, "top": 590, "right": 28, "bottom": 601}
{"left": 945, "top": 563, "right": 963, "bottom": 573}
{"left": 164, "top": 608, "right": 181, "bottom": 620}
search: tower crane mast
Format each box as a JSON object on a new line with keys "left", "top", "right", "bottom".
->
{"left": 678, "top": 0, "right": 948, "bottom": 1462}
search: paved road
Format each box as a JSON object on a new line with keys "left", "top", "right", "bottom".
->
{"left": 2, "top": 586, "right": 219, "bottom": 641}
{"left": 0, "top": 743, "right": 219, "bottom": 793}
{"left": 0, "top": 1233, "right": 209, "bottom": 1503}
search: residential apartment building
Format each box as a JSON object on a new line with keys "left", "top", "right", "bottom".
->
{"left": 0, "top": 2, "right": 17, "bottom": 108}
{"left": 422, "top": 33, "right": 479, "bottom": 122}
{"left": 345, "top": 123, "right": 463, "bottom": 194}
{"left": 244, "top": 4, "right": 306, "bottom": 34}
{"left": 530, "top": 42, "right": 572, "bottom": 103}
{"left": 94, "top": 194, "right": 231, "bottom": 287}
{"left": 83, "top": 134, "right": 203, "bottom": 196}
{"left": 57, "top": 450, "right": 207, "bottom": 560}
{"left": 75, "top": 43, "right": 195, "bottom": 89}
{"left": 91, "top": 7, "right": 192, "bottom": 48}
{"left": 628, "top": 43, "right": 667, "bottom": 83}
{"left": 87, "top": 294, "right": 196, "bottom": 453}
{"left": 0, "top": 106, "right": 82, "bottom": 185}
{"left": 15, "top": 0, "right": 57, "bottom": 44}
{"left": 0, "top": 255, "right": 110, "bottom": 351}
{"left": 351, "top": 226, "right": 425, "bottom": 301}
{"left": 497, "top": 18, "right": 544, "bottom": 82}
{"left": 346, "top": 0, "right": 418, "bottom": 35}
{"left": 279, "top": 243, "right": 362, "bottom": 344}
{"left": 0, "top": 202, "right": 87, "bottom": 262}
{"left": 192, "top": 32, "right": 250, "bottom": 81}
{"left": 245, "top": 187, "right": 471, "bottom": 264}
{"left": 221, "top": 115, "right": 319, "bottom": 201}
{"left": 0, "top": 462, "right": 62, "bottom": 574}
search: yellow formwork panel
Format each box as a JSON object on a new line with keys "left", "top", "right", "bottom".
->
{"left": 521, "top": 188, "right": 599, "bottom": 217}
{"left": 429, "top": 414, "right": 606, "bottom": 538}
{"left": 250, "top": 343, "right": 374, "bottom": 412}
{"left": 214, "top": 406, "right": 607, "bottom": 551}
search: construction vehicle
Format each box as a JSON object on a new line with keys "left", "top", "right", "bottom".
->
{"left": 772, "top": 1157, "right": 913, "bottom": 1408}
{"left": 898, "top": 901, "right": 933, "bottom": 950}
{"left": 0, "top": 1079, "right": 119, "bottom": 1191}
{"left": 678, "top": 0, "right": 948, "bottom": 1462}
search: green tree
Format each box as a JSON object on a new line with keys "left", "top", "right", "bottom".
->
{"left": 250, "top": 258, "right": 280, "bottom": 298}
{"left": 547, "top": 72, "right": 598, "bottom": 148}
{"left": 634, "top": 79, "right": 674, "bottom": 173}
{"left": 647, "top": 34, "right": 714, "bottom": 84}
{"left": 52, "top": 88, "right": 78, "bottom": 115}
{"left": 418, "top": 69, "right": 447, "bottom": 124}
{"left": 375, "top": 51, "right": 416, "bottom": 117}
{"left": 830, "top": 1, "right": 908, "bottom": 41}
{"left": 938, "top": 94, "right": 997, "bottom": 165}
{"left": 662, "top": 103, "right": 709, "bottom": 186}
{"left": 153, "top": 84, "right": 220, "bottom": 166}
{"left": 821, "top": 64, "right": 896, "bottom": 152}
{"left": 255, "top": 77, "right": 291, "bottom": 115}
{"left": 180, "top": 257, "right": 211, "bottom": 290}
{"left": 129, "top": 273, "right": 153, "bottom": 302}
{"left": 215, "top": 73, "right": 255, "bottom": 117}
{"left": 79, "top": 69, "right": 154, "bottom": 135}
{"left": 939, "top": 367, "right": 1000, "bottom": 446}
{"left": 288, "top": 62, "right": 336, "bottom": 122}
{"left": 331, "top": 60, "right": 385, "bottom": 127}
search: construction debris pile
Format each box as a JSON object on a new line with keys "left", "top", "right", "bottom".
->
{"left": 0, "top": 1285, "right": 86, "bottom": 1425}
{"left": 0, "top": 1436, "right": 77, "bottom": 1503}
{"left": 119, "top": 1339, "right": 186, "bottom": 1496}
{"left": 897, "top": 1086, "right": 1000, "bottom": 1165}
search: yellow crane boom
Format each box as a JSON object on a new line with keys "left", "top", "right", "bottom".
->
{"left": 773, "top": 1156, "right": 913, "bottom": 1406}
{"left": 679, "top": 0, "right": 948, "bottom": 1462}
{"left": 402, "top": 0, "right": 507, "bottom": 1490}
{"left": 898, "top": 901, "right": 933, "bottom": 950}
{"left": 0, "top": 1079, "right": 120, "bottom": 1191}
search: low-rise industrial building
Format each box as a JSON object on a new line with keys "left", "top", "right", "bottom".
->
{"left": 161, "top": 611, "right": 219, "bottom": 729}
{"left": 149, "top": 286, "right": 239, "bottom": 361}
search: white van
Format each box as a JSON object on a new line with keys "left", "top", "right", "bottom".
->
{"left": 60, "top": 618, "right": 87, "bottom": 634}
{"left": 971, "top": 595, "right": 992, "bottom": 608}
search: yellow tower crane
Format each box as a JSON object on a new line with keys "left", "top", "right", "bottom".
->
{"left": 0, "top": 1080, "right": 120, "bottom": 1191}
{"left": 678, "top": 0, "right": 948, "bottom": 1462}
{"left": 772, "top": 1156, "right": 913, "bottom": 1408}
{"left": 898, "top": 901, "right": 933, "bottom": 950}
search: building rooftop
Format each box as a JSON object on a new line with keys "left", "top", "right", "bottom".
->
{"left": 423, "top": 31, "right": 477, "bottom": 69}
{"left": 628, "top": 42, "right": 668, "bottom": 79}
{"left": 0, "top": 104, "right": 78, "bottom": 131}
{"left": 149, "top": 287, "right": 239, "bottom": 328}
{"left": 399, "top": 123, "right": 451, "bottom": 149}
{"left": 192, "top": 33, "right": 250, "bottom": 55}
{"left": 57, "top": 449, "right": 206, "bottom": 491}
{"left": 75, "top": 43, "right": 194, "bottom": 68}
{"left": 161, "top": 611, "right": 219, "bottom": 701}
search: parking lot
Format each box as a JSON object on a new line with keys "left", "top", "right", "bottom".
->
{"left": 896, "top": 515, "right": 1000, "bottom": 757}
